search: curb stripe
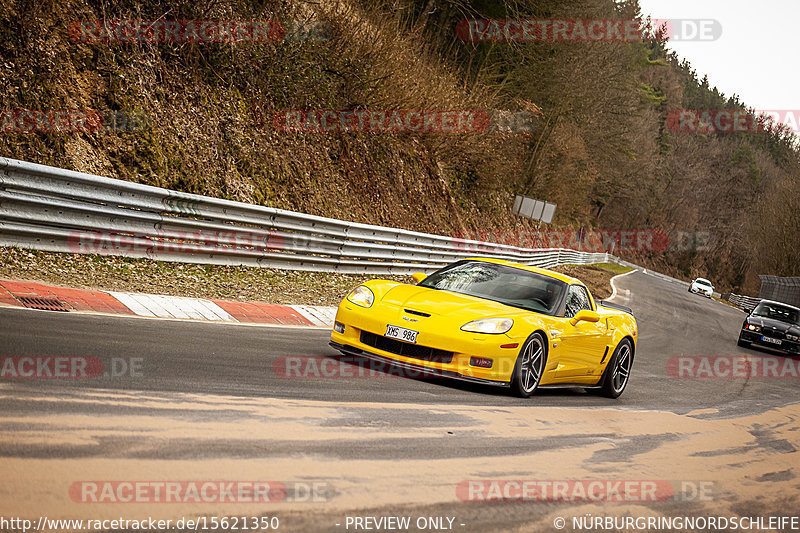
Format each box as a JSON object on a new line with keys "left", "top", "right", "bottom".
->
{"left": 289, "top": 305, "right": 337, "bottom": 327}
{"left": 109, "top": 292, "right": 236, "bottom": 322}
{"left": 190, "top": 298, "right": 235, "bottom": 322}
{"left": 212, "top": 300, "right": 313, "bottom": 326}
{"left": 0, "top": 279, "right": 331, "bottom": 328}
{"left": 107, "top": 291, "right": 155, "bottom": 317}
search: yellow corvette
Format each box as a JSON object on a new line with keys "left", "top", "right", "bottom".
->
{"left": 329, "top": 258, "right": 637, "bottom": 398}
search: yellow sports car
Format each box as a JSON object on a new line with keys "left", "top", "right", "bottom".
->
{"left": 329, "top": 258, "right": 637, "bottom": 398}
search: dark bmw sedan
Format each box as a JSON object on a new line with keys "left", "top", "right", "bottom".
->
{"left": 738, "top": 300, "right": 800, "bottom": 355}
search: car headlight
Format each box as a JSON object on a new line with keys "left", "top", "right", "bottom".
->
{"left": 346, "top": 286, "right": 374, "bottom": 308}
{"left": 746, "top": 324, "right": 761, "bottom": 332}
{"left": 461, "top": 318, "right": 514, "bottom": 334}
{"left": 787, "top": 334, "right": 799, "bottom": 341}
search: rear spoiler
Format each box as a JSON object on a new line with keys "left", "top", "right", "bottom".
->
{"left": 599, "top": 300, "right": 634, "bottom": 316}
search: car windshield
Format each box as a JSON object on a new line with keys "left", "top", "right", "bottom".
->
{"left": 752, "top": 302, "right": 800, "bottom": 326}
{"left": 418, "top": 261, "right": 566, "bottom": 315}
{"left": 696, "top": 279, "right": 711, "bottom": 286}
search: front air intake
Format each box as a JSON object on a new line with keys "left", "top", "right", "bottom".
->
{"left": 360, "top": 331, "right": 453, "bottom": 363}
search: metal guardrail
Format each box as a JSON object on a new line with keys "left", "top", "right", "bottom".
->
{"left": 758, "top": 275, "right": 800, "bottom": 308}
{"left": 722, "top": 293, "right": 762, "bottom": 311}
{"left": 0, "top": 157, "right": 611, "bottom": 275}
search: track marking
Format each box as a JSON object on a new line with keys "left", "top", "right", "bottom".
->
{"left": 608, "top": 269, "right": 639, "bottom": 301}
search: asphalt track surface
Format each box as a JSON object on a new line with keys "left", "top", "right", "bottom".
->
{"left": 0, "top": 270, "right": 795, "bottom": 415}
{"left": 2, "top": 270, "right": 800, "bottom": 532}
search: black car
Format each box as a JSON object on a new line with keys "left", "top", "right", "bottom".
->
{"left": 738, "top": 300, "right": 800, "bottom": 355}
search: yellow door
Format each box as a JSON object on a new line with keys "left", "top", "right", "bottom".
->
{"left": 555, "top": 318, "right": 610, "bottom": 379}
{"left": 553, "top": 285, "right": 611, "bottom": 380}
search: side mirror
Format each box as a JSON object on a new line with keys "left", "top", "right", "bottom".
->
{"left": 411, "top": 272, "right": 427, "bottom": 283}
{"left": 570, "top": 309, "right": 600, "bottom": 326}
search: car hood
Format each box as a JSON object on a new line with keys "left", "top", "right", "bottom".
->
{"left": 747, "top": 315, "right": 800, "bottom": 335}
{"left": 379, "top": 284, "right": 527, "bottom": 319}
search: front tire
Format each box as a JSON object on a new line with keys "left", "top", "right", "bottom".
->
{"left": 510, "top": 333, "right": 547, "bottom": 398}
{"left": 599, "top": 339, "right": 633, "bottom": 398}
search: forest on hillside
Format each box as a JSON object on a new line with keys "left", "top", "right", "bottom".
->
{"left": 1, "top": 0, "right": 797, "bottom": 293}
{"left": 410, "top": 0, "right": 799, "bottom": 291}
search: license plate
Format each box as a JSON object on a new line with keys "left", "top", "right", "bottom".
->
{"left": 385, "top": 325, "right": 418, "bottom": 344}
{"left": 762, "top": 336, "right": 782, "bottom": 345}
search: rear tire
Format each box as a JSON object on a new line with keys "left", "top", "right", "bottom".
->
{"left": 510, "top": 333, "right": 547, "bottom": 398}
{"left": 599, "top": 339, "right": 633, "bottom": 398}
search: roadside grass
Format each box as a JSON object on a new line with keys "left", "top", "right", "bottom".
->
{"left": 588, "top": 262, "right": 635, "bottom": 274}
{"left": 0, "top": 247, "right": 628, "bottom": 305}
{"left": 551, "top": 263, "right": 633, "bottom": 300}
{"left": 0, "top": 247, "right": 405, "bottom": 306}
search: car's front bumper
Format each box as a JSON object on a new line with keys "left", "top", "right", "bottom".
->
{"left": 740, "top": 330, "right": 800, "bottom": 354}
{"left": 328, "top": 341, "right": 510, "bottom": 387}
{"left": 330, "top": 303, "right": 523, "bottom": 384}
{"left": 690, "top": 287, "right": 713, "bottom": 297}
